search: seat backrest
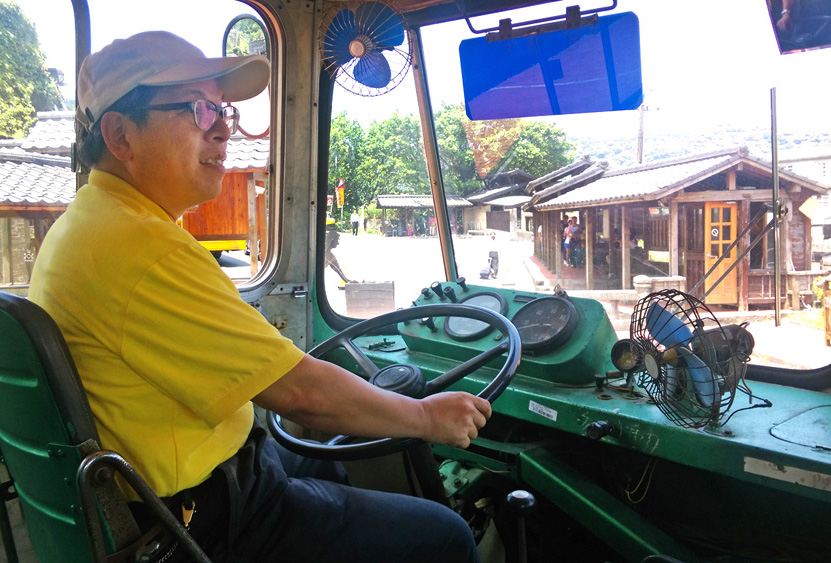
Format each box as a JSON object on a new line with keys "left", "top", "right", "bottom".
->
{"left": 0, "top": 290, "right": 107, "bottom": 562}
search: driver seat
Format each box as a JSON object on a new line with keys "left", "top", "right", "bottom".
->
{"left": 0, "top": 291, "right": 211, "bottom": 563}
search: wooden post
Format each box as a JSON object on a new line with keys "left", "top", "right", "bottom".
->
{"left": 247, "top": 174, "right": 259, "bottom": 277}
{"left": 554, "top": 212, "right": 562, "bottom": 275}
{"left": 621, "top": 206, "right": 631, "bottom": 289}
{"left": 783, "top": 198, "right": 797, "bottom": 309}
{"left": 669, "top": 199, "right": 679, "bottom": 276}
{"left": 0, "top": 218, "right": 10, "bottom": 284}
{"left": 738, "top": 199, "right": 750, "bottom": 311}
{"left": 585, "top": 211, "right": 594, "bottom": 289}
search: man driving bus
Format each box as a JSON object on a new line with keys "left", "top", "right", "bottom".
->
{"left": 28, "top": 31, "right": 488, "bottom": 563}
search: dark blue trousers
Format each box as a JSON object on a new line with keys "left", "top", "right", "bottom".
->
{"left": 163, "top": 421, "right": 479, "bottom": 562}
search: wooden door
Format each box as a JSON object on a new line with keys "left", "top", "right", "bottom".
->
{"left": 704, "top": 202, "right": 737, "bottom": 305}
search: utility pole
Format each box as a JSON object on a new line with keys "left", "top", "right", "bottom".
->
{"left": 637, "top": 103, "right": 645, "bottom": 164}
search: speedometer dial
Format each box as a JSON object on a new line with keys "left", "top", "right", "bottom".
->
{"left": 511, "top": 296, "right": 578, "bottom": 352}
{"left": 445, "top": 292, "right": 508, "bottom": 341}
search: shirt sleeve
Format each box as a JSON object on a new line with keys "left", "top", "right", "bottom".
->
{"left": 120, "top": 244, "right": 305, "bottom": 427}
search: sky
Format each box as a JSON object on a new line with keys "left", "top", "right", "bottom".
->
{"left": 14, "top": 0, "right": 831, "bottom": 140}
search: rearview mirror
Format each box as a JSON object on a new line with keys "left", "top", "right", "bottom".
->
{"left": 768, "top": 1, "right": 831, "bottom": 54}
{"left": 459, "top": 11, "right": 642, "bottom": 120}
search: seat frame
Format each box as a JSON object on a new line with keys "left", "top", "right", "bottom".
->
{"left": 0, "top": 291, "right": 211, "bottom": 563}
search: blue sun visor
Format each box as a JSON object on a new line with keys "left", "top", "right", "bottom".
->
{"left": 460, "top": 11, "right": 643, "bottom": 120}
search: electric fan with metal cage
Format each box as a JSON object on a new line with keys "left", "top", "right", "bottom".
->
{"left": 623, "top": 289, "right": 755, "bottom": 429}
{"left": 319, "top": 0, "right": 413, "bottom": 97}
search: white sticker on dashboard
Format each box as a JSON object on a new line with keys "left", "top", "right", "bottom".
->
{"left": 529, "top": 400, "right": 557, "bottom": 422}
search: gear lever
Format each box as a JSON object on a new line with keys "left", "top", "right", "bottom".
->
{"left": 505, "top": 489, "right": 536, "bottom": 563}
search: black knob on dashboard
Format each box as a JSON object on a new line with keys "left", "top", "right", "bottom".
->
{"left": 421, "top": 287, "right": 432, "bottom": 299}
{"left": 419, "top": 317, "right": 437, "bottom": 332}
{"left": 443, "top": 286, "right": 458, "bottom": 302}
{"left": 586, "top": 421, "right": 614, "bottom": 440}
{"left": 431, "top": 281, "right": 445, "bottom": 299}
{"left": 457, "top": 277, "right": 469, "bottom": 292}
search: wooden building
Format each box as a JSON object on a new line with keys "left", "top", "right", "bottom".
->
{"left": 1, "top": 113, "right": 270, "bottom": 282}
{"left": 0, "top": 150, "right": 73, "bottom": 285}
{"left": 375, "top": 194, "right": 471, "bottom": 236}
{"left": 466, "top": 169, "right": 533, "bottom": 235}
{"left": 526, "top": 147, "right": 830, "bottom": 310}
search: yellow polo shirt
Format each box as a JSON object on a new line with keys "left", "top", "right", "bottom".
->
{"left": 29, "top": 170, "right": 305, "bottom": 498}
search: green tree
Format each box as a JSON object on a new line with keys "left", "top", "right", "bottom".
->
{"left": 329, "top": 111, "right": 367, "bottom": 213}
{"left": 434, "top": 102, "right": 479, "bottom": 196}
{"left": 439, "top": 103, "right": 575, "bottom": 190}
{"left": 499, "top": 120, "right": 575, "bottom": 178}
{"left": 360, "top": 111, "right": 428, "bottom": 195}
{"left": 0, "top": 0, "right": 62, "bottom": 138}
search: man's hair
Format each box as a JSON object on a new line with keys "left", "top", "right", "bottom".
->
{"left": 78, "top": 85, "right": 159, "bottom": 168}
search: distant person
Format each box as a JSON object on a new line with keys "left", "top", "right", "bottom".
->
{"left": 350, "top": 210, "right": 359, "bottom": 236}
{"left": 569, "top": 223, "right": 583, "bottom": 268}
{"left": 563, "top": 216, "right": 575, "bottom": 265}
{"left": 325, "top": 230, "right": 354, "bottom": 285}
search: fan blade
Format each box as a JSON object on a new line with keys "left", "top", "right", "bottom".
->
{"left": 355, "top": 1, "right": 405, "bottom": 49}
{"left": 323, "top": 9, "right": 357, "bottom": 67}
{"left": 353, "top": 52, "right": 392, "bottom": 88}
{"left": 676, "top": 348, "right": 718, "bottom": 408}
{"left": 646, "top": 302, "right": 692, "bottom": 348}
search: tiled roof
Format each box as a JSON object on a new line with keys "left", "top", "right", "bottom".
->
{"left": 532, "top": 147, "right": 830, "bottom": 210}
{"left": 21, "top": 112, "right": 75, "bottom": 153}
{"left": 376, "top": 194, "right": 472, "bottom": 208}
{"left": 226, "top": 135, "right": 269, "bottom": 170}
{"left": 467, "top": 184, "right": 526, "bottom": 203}
{"left": 487, "top": 195, "right": 531, "bottom": 208}
{"left": 526, "top": 155, "right": 594, "bottom": 193}
{"left": 19, "top": 113, "right": 270, "bottom": 170}
{"left": 1, "top": 114, "right": 270, "bottom": 210}
{"left": 0, "top": 150, "right": 74, "bottom": 208}
{"left": 536, "top": 154, "right": 733, "bottom": 208}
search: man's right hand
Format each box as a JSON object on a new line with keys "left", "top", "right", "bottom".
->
{"left": 417, "top": 392, "right": 491, "bottom": 449}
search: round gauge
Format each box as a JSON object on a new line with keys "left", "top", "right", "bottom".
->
{"left": 510, "top": 296, "right": 578, "bottom": 352}
{"left": 445, "top": 292, "right": 508, "bottom": 341}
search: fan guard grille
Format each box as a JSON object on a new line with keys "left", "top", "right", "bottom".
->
{"left": 630, "top": 289, "right": 747, "bottom": 428}
{"left": 319, "top": 0, "right": 414, "bottom": 97}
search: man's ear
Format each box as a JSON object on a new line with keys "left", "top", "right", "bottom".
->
{"left": 99, "top": 112, "right": 134, "bottom": 163}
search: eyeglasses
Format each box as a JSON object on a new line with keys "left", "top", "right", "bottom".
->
{"left": 143, "top": 99, "right": 240, "bottom": 134}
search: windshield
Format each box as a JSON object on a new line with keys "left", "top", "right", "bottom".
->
{"left": 321, "top": 0, "right": 831, "bottom": 370}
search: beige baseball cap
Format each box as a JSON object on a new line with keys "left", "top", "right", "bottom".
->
{"left": 76, "top": 30, "right": 270, "bottom": 131}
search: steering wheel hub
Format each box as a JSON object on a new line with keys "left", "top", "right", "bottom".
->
{"left": 369, "top": 364, "right": 426, "bottom": 398}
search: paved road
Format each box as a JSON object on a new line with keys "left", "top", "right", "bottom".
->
{"left": 323, "top": 232, "right": 537, "bottom": 313}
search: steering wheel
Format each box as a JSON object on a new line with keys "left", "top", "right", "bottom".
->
{"left": 267, "top": 303, "right": 521, "bottom": 460}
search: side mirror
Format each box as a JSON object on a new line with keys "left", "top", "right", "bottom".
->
{"left": 223, "top": 15, "right": 270, "bottom": 59}
{"left": 223, "top": 15, "right": 270, "bottom": 139}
